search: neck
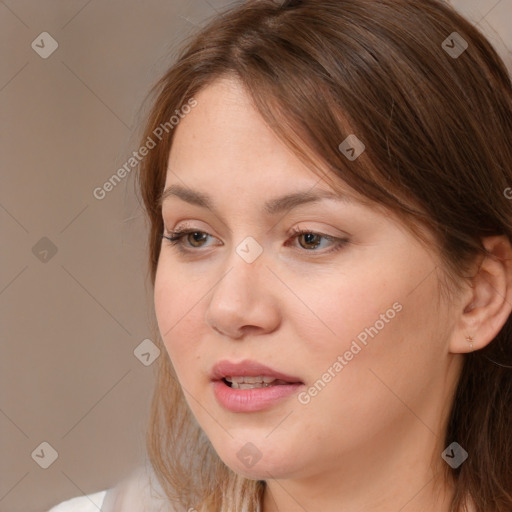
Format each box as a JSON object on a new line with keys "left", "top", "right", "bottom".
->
{"left": 261, "top": 415, "right": 458, "bottom": 512}
{"left": 262, "top": 465, "right": 456, "bottom": 512}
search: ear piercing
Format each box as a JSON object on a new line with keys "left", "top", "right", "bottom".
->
{"left": 466, "top": 335, "right": 474, "bottom": 352}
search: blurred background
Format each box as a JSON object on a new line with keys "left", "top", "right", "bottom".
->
{"left": 0, "top": 1, "right": 511, "bottom": 511}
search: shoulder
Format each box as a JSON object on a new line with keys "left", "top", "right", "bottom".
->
{"left": 46, "top": 489, "right": 108, "bottom": 511}
{"left": 46, "top": 464, "right": 177, "bottom": 512}
{"left": 106, "top": 464, "right": 178, "bottom": 511}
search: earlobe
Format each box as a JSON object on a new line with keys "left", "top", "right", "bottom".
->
{"left": 450, "top": 235, "right": 512, "bottom": 354}
{"left": 465, "top": 335, "right": 474, "bottom": 353}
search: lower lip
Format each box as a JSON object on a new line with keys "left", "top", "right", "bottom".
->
{"left": 212, "top": 380, "right": 303, "bottom": 412}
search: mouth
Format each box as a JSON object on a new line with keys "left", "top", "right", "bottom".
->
{"left": 222, "top": 376, "right": 297, "bottom": 389}
{"left": 211, "top": 359, "right": 303, "bottom": 386}
{"left": 210, "top": 359, "right": 304, "bottom": 412}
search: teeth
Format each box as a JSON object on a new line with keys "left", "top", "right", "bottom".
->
{"left": 224, "top": 377, "right": 292, "bottom": 389}
{"left": 225, "top": 376, "right": 277, "bottom": 384}
{"left": 231, "top": 381, "right": 273, "bottom": 389}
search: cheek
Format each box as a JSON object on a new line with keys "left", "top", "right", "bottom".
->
{"left": 153, "top": 266, "right": 204, "bottom": 376}
{"left": 286, "top": 266, "right": 401, "bottom": 357}
{"left": 289, "top": 257, "right": 442, "bottom": 394}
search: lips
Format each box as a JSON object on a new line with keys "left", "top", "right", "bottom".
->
{"left": 210, "top": 359, "right": 304, "bottom": 412}
{"left": 210, "top": 359, "right": 303, "bottom": 384}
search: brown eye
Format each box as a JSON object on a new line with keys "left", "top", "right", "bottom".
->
{"left": 287, "top": 227, "right": 349, "bottom": 255}
{"left": 162, "top": 228, "right": 215, "bottom": 251}
{"left": 186, "top": 232, "right": 208, "bottom": 247}
{"left": 297, "top": 232, "right": 322, "bottom": 250}
{"left": 163, "top": 226, "right": 349, "bottom": 256}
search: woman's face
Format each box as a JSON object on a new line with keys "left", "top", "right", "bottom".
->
{"left": 154, "top": 76, "right": 463, "bottom": 482}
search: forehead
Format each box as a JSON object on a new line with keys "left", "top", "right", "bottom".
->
{"left": 166, "top": 77, "right": 360, "bottom": 204}
{"left": 168, "top": 78, "right": 300, "bottom": 172}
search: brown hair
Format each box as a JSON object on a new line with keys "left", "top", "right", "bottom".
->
{"left": 136, "top": 1, "right": 512, "bottom": 510}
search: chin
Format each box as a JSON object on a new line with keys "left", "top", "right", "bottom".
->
{"left": 226, "top": 458, "right": 294, "bottom": 481}
{"left": 212, "top": 438, "right": 302, "bottom": 481}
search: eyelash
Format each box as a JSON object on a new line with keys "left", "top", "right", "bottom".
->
{"left": 161, "top": 225, "right": 349, "bottom": 256}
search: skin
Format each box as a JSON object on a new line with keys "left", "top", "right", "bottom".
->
{"left": 153, "top": 76, "right": 512, "bottom": 512}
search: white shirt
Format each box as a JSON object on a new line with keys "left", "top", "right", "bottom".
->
{"left": 46, "top": 464, "right": 175, "bottom": 512}
{"left": 47, "top": 490, "right": 108, "bottom": 511}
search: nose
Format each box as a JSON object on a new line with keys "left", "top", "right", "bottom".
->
{"left": 204, "top": 248, "right": 281, "bottom": 340}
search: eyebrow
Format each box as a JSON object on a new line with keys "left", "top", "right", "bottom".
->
{"left": 159, "top": 183, "right": 353, "bottom": 215}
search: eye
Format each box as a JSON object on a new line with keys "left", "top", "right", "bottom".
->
{"left": 161, "top": 225, "right": 349, "bottom": 255}
{"left": 287, "top": 227, "right": 349, "bottom": 254}
{"left": 162, "top": 228, "right": 216, "bottom": 251}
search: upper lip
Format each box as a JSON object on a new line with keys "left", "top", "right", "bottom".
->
{"left": 211, "top": 359, "right": 303, "bottom": 383}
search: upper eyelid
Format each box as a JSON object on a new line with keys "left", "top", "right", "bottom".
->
{"left": 165, "top": 226, "right": 337, "bottom": 237}
{"left": 166, "top": 218, "right": 345, "bottom": 235}
{"left": 164, "top": 226, "right": 343, "bottom": 246}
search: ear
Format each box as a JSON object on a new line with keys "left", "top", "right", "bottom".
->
{"left": 450, "top": 235, "right": 512, "bottom": 354}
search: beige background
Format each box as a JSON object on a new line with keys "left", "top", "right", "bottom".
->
{"left": 1, "top": 1, "right": 511, "bottom": 511}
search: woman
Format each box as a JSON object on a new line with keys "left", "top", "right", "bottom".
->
{"left": 48, "top": 0, "right": 512, "bottom": 510}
